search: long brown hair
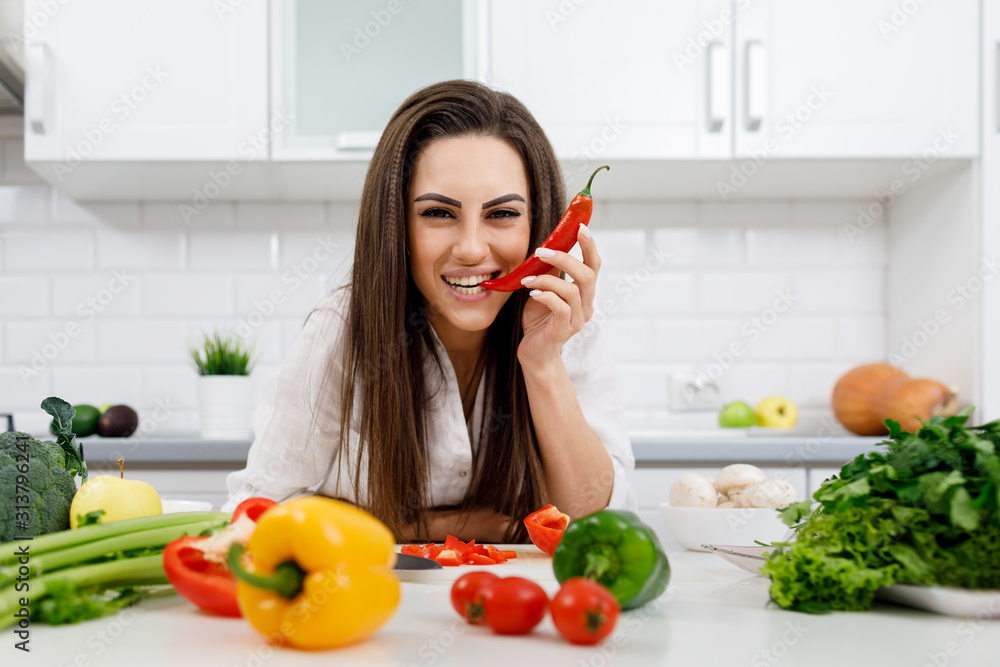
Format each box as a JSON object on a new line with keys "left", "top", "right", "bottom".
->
{"left": 329, "top": 80, "right": 565, "bottom": 542}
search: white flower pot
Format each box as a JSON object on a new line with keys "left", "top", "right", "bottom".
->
{"left": 197, "top": 375, "right": 253, "bottom": 440}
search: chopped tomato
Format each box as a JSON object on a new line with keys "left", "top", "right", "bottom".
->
{"left": 524, "top": 504, "right": 571, "bottom": 556}
{"left": 399, "top": 535, "right": 520, "bottom": 566}
{"left": 444, "top": 535, "right": 472, "bottom": 556}
{"left": 400, "top": 544, "right": 424, "bottom": 557}
{"left": 435, "top": 548, "right": 463, "bottom": 567}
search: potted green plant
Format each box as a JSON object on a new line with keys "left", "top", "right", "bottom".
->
{"left": 189, "top": 331, "right": 255, "bottom": 440}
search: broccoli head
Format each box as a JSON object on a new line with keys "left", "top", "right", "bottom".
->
{"left": 0, "top": 431, "right": 78, "bottom": 543}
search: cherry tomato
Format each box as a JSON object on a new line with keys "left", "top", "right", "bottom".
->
{"left": 451, "top": 571, "right": 500, "bottom": 625}
{"left": 550, "top": 577, "right": 620, "bottom": 645}
{"left": 481, "top": 576, "right": 548, "bottom": 635}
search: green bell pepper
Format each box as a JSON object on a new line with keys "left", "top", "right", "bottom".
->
{"left": 552, "top": 509, "right": 670, "bottom": 610}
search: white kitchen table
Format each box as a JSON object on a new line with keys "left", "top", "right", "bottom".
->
{"left": 5, "top": 546, "right": 1000, "bottom": 667}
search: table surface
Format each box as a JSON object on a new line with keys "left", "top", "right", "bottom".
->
{"left": 7, "top": 546, "right": 1000, "bottom": 667}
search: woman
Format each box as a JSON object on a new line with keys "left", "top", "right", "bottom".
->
{"left": 223, "top": 80, "right": 636, "bottom": 543}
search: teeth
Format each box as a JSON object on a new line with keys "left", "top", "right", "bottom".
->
{"left": 443, "top": 273, "right": 492, "bottom": 288}
{"left": 453, "top": 284, "right": 484, "bottom": 295}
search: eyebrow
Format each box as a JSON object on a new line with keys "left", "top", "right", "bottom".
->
{"left": 413, "top": 193, "right": 526, "bottom": 209}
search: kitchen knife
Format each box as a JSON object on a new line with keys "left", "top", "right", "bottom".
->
{"left": 394, "top": 552, "right": 443, "bottom": 570}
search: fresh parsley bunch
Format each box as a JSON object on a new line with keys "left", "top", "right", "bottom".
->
{"left": 763, "top": 408, "right": 1000, "bottom": 613}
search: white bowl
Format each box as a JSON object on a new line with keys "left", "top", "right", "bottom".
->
{"left": 161, "top": 498, "right": 214, "bottom": 514}
{"left": 658, "top": 503, "right": 794, "bottom": 552}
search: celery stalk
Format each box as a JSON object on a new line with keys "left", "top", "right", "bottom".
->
{"left": 0, "top": 511, "right": 230, "bottom": 565}
{"left": 0, "top": 518, "right": 227, "bottom": 587}
{"left": 0, "top": 554, "right": 168, "bottom": 630}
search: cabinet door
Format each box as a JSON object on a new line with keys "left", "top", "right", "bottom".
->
{"left": 25, "top": 0, "right": 268, "bottom": 162}
{"left": 734, "top": 0, "right": 978, "bottom": 158}
{"left": 490, "top": 0, "right": 732, "bottom": 160}
{"left": 271, "top": 0, "right": 478, "bottom": 159}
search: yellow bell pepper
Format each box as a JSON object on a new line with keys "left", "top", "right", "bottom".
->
{"left": 226, "top": 496, "right": 400, "bottom": 650}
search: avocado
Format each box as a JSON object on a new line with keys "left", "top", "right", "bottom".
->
{"left": 97, "top": 405, "right": 139, "bottom": 438}
{"left": 49, "top": 404, "right": 101, "bottom": 438}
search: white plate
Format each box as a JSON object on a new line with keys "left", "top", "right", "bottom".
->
{"left": 392, "top": 545, "right": 554, "bottom": 583}
{"left": 704, "top": 544, "right": 1000, "bottom": 617}
{"left": 161, "top": 498, "right": 214, "bottom": 514}
{"left": 876, "top": 584, "right": 1000, "bottom": 618}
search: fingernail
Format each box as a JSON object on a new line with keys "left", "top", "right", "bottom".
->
{"left": 579, "top": 224, "right": 592, "bottom": 239}
{"left": 535, "top": 247, "right": 555, "bottom": 259}
{"left": 520, "top": 276, "right": 536, "bottom": 285}
{"left": 529, "top": 289, "right": 542, "bottom": 297}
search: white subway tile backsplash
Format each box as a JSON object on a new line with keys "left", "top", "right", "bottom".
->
{"left": 328, "top": 203, "right": 361, "bottom": 229}
{"left": 0, "top": 186, "right": 48, "bottom": 222}
{"left": 142, "top": 366, "right": 199, "bottom": 409}
{"left": 591, "top": 229, "right": 646, "bottom": 270}
{"left": 600, "top": 319, "right": 653, "bottom": 363}
{"left": 702, "top": 201, "right": 791, "bottom": 226}
{"left": 745, "top": 227, "right": 841, "bottom": 266}
{"left": 786, "top": 363, "right": 855, "bottom": 408}
{"left": 605, "top": 200, "right": 697, "bottom": 227}
{"left": 237, "top": 203, "right": 324, "bottom": 228}
{"left": 615, "top": 365, "right": 670, "bottom": 409}
{"left": 96, "top": 229, "right": 184, "bottom": 270}
{"left": 790, "top": 200, "right": 867, "bottom": 227}
{"left": 51, "top": 366, "right": 142, "bottom": 406}
{"left": 652, "top": 319, "right": 743, "bottom": 361}
{"left": 0, "top": 276, "right": 48, "bottom": 316}
{"left": 741, "top": 316, "right": 839, "bottom": 361}
{"left": 234, "top": 274, "right": 330, "bottom": 320}
{"left": 279, "top": 231, "right": 354, "bottom": 272}
{"left": 187, "top": 231, "right": 276, "bottom": 271}
{"left": 51, "top": 273, "right": 141, "bottom": 317}
{"left": 3, "top": 229, "right": 94, "bottom": 271}
{"left": 145, "top": 202, "right": 233, "bottom": 227}
{"left": 97, "top": 321, "right": 189, "bottom": 363}
{"left": 837, "top": 316, "right": 886, "bottom": 361}
{"left": 699, "top": 271, "right": 793, "bottom": 313}
{"left": 599, "top": 273, "right": 695, "bottom": 316}
{"left": 6, "top": 320, "right": 97, "bottom": 363}
{"left": 651, "top": 228, "right": 744, "bottom": 267}
{"left": 142, "top": 274, "right": 233, "bottom": 317}
{"left": 792, "top": 269, "right": 884, "bottom": 313}
{"left": 0, "top": 367, "right": 50, "bottom": 409}
{"left": 716, "top": 363, "right": 791, "bottom": 406}
{"left": 838, "top": 220, "right": 887, "bottom": 266}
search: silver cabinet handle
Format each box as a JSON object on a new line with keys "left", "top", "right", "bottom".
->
{"left": 743, "top": 40, "right": 765, "bottom": 132}
{"left": 27, "top": 43, "right": 52, "bottom": 135}
{"left": 706, "top": 41, "right": 729, "bottom": 133}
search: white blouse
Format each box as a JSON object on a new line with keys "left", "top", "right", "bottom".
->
{"left": 222, "top": 288, "right": 638, "bottom": 515}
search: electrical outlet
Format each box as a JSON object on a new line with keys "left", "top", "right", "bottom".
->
{"left": 669, "top": 372, "right": 723, "bottom": 411}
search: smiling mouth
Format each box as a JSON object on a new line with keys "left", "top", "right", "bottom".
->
{"left": 441, "top": 272, "right": 499, "bottom": 295}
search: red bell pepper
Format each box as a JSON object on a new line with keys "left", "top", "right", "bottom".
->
{"left": 163, "top": 535, "right": 241, "bottom": 617}
{"left": 524, "top": 504, "right": 571, "bottom": 556}
{"left": 398, "top": 535, "right": 520, "bottom": 566}
{"left": 163, "top": 496, "right": 275, "bottom": 617}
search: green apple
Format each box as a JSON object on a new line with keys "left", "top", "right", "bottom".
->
{"left": 718, "top": 401, "right": 756, "bottom": 428}
{"left": 755, "top": 396, "right": 798, "bottom": 428}
{"left": 69, "top": 475, "right": 162, "bottom": 529}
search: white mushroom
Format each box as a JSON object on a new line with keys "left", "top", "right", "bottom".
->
{"left": 717, "top": 500, "right": 739, "bottom": 509}
{"left": 669, "top": 473, "right": 719, "bottom": 508}
{"left": 741, "top": 480, "right": 798, "bottom": 508}
{"left": 713, "top": 464, "right": 768, "bottom": 498}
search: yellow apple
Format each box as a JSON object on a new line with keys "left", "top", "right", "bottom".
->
{"left": 755, "top": 396, "right": 798, "bottom": 428}
{"left": 69, "top": 475, "right": 162, "bottom": 528}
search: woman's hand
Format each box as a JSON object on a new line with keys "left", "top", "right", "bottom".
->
{"left": 517, "top": 224, "right": 600, "bottom": 368}
{"left": 399, "top": 508, "right": 514, "bottom": 543}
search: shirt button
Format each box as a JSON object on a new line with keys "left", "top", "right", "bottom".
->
{"left": 459, "top": 470, "right": 468, "bottom": 478}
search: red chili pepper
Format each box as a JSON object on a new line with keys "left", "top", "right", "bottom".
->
{"left": 524, "top": 504, "right": 571, "bottom": 556}
{"left": 162, "top": 535, "right": 242, "bottom": 617}
{"left": 481, "top": 165, "right": 609, "bottom": 292}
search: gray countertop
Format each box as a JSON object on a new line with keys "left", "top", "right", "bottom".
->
{"left": 74, "top": 432, "right": 888, "bottom": 467}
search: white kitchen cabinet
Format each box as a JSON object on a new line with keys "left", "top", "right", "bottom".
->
{"left": 981, "top": 2, "right": 1000, "bottom": 421}
{"left": 24, "top": 0, "right": 268, "bottom": 162}
{"left": 733, "top": 0, "right": 978, "bottom": 158}
{"left": 270, "top": 0, "right": 485, "bottom": 160}
{"left": 489, "top": 0, "right": 732, "bottom": 160}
